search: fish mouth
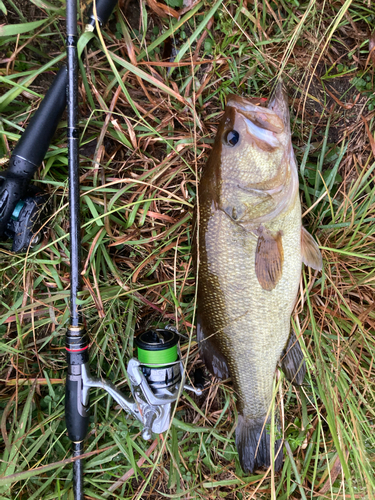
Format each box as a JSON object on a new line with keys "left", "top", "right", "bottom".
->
{"left": 242, "top": 117, "right": 280, "bottom": 148}
{"left": 227, "top": 95, "right": 285, "bottom": 135}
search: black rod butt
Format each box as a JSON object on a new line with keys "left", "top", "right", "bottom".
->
{"left": 73, "top": 441, "right": 84, "bottom": 500}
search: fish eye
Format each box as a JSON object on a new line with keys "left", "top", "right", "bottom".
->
{"left": 225, "top": 130, "right": 240, "bottom": 147}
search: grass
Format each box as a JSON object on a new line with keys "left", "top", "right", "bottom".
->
{"left": 0, "top": 0, "right": 375, "bottom": 498}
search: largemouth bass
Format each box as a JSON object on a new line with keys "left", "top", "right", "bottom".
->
{"left": 196, "top": 82, "right": 322, "bottom": 473}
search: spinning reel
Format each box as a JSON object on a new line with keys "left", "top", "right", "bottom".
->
{"left": 66, "top": 326, "right": 202, "bottom": 444}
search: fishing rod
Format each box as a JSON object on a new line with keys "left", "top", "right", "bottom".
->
{"left": 64, "top": 6, "right": 202, "bottom": 497}
{"left": 65, "top": 0, "right": 86, "bottom": 494}
{"left": 0, "top": 0, "right": 118, "bottom": 253}
{"left": 63, "top": 19, "right": 203, "bottom": 488}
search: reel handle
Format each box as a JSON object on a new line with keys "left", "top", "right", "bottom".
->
{"left": 3, "top": 190, "right": 47, "bottom": 252}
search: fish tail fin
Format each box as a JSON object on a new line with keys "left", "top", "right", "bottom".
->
{"left": 280, "top": 329, "right": 306, "bottom": 386}
{"left": 235, "top": 415, "right": 283, "bottom": 473}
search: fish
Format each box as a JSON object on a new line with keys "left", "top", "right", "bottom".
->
{"left": 195, "top": 81, "right": 322, "bottom": 473}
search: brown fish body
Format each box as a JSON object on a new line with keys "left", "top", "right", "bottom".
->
{"left": 196, "top": 85, "right": 322, "bottom": 472}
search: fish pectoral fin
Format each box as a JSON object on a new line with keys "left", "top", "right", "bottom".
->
{"left": 301, "top": 226, "right": 323, "bottom": 271}
{"left": 280, "top": 329, "right": 306, "bottom": 386}
{"left": 255, "top": 228, "right": 283, "bottom": 291}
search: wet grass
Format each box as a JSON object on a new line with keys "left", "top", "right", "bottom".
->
{"left": 1, "top": 0, "right": 375, "bottom": 498}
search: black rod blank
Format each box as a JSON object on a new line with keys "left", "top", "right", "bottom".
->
{"left": 66, "top": 0, "right": 81, "bottom": 327}
{"left": 73, "top": 441, "right": 84, "bottom": 499}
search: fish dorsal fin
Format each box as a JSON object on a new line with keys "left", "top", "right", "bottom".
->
{"left": 301, "top": 226, "right": 323, "bottom": 271}
{"left": 255, "top": 227, "right": 284, "bottom": 291}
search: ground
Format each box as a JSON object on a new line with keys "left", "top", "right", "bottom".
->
{"left": 0, "top": 0, "right": 375, "bottom": 499}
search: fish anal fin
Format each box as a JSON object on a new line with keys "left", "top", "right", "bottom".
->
{"left": 280, "top": 329, "right": 306, "bottom": 386}
{"left": 236, "top": 415, "right": 283, "bottom": 473}
{"left": 255, "top": 228, "right": 283, "bottom": 291}
{"left": 301, "top": 226, "right": 323, "bottom": 271}
{"left": 197, "top": 315, "right": 230, "bottom": 380}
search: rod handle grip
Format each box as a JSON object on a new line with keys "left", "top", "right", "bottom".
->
{"left": 65, "top": 373, "right": 90, "bottom": 442}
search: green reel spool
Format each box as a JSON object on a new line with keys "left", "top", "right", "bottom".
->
{"left": 135, "top": 329, "right": 178, "bottom": 367}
